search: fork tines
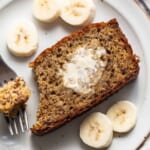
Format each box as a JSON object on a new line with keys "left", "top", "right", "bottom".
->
{"left": 4, "top": 109, "right": 29, "bottom": 135}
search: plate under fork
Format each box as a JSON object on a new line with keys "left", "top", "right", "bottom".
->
{"left": 0, "top": 55, "right": 29, "bottom": 135}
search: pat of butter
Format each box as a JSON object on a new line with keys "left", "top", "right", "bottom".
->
{"left": 60, "top": 47, "right": 107, "bottom": 94}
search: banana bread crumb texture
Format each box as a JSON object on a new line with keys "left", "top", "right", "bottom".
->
{"left": 30, "top": 19, "right": 139, "bottom": 135}
{"left": 0, "top": 77, "right": 31, "bottom": 116}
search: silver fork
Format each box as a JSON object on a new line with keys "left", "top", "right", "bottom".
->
{"left": 0, "top": 55, "right": 29, "bottom": 135}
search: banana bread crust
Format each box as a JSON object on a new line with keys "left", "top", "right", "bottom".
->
{"left": 30, "top": 19, "right": 139, "bottom": 135}
{"left": 30, "top": 19, "right": 138, "bottom": 67}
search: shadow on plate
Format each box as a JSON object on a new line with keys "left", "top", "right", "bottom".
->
{"left": 30, "top": 116, "right": 82, "bottom": 150}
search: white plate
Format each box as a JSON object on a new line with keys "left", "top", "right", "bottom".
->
{"left": 0, "top": 0, "right": 150, "bottom": 149}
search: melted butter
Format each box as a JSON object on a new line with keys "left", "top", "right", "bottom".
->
{"left": 60, "top": 47, "right": 107, "bottom": 94}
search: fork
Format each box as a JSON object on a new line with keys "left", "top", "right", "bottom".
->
{"left": 0, "top": 55, "right": 29, "bottom": 135}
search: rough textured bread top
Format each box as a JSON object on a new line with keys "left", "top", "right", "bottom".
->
{"left": 0, "top": 77, "right": 31, "bottom": 117}
{"left": 30, "top": 19, "right": 139, "bottom": 135}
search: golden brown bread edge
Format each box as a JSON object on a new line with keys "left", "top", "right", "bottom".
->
{"left": 30, "top": 19, "right": 139, "bottom": 67}
{"left": 30, "top": 19, "right": 139, "bottom": 135}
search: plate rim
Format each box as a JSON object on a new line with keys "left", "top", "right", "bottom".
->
{"left": 105, "top": 0, "right": 150, "bottom": 148}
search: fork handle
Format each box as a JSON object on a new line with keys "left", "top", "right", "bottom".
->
{"left": 0, "top": 55, "right": 7, "bottom": 67}
{"left": 0, "top": 55, "right": 17, "bottom": 76}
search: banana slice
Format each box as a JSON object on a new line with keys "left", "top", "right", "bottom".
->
{"left": 7, "top": 21, "right": 38, "bottom": 57}
{"left": 80, "top": 112, "right": 113, "bottom": 149}
{"left": 60, "top": 0, "right": 96, "bottom": 26}
{"left": 107, "top": 101, "right": 137, "bottom": 133}
{"left": 33, "top": 0, "right": 60, "bottom": 23}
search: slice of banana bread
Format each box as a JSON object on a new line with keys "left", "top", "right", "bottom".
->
{"left": 30, "top": 19, "right": 139, "bottom": 135}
